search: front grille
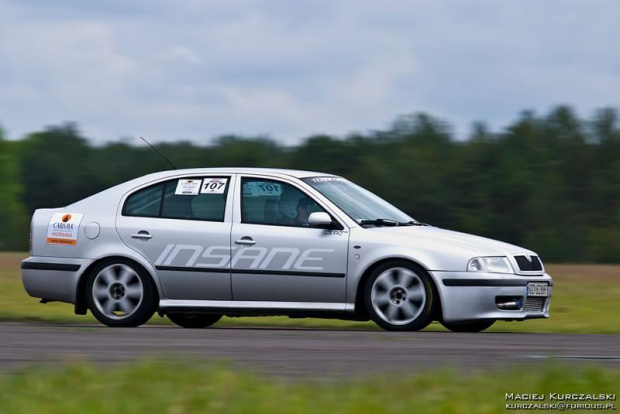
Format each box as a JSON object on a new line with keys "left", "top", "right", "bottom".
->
{"left": 514, "top": 255, "right": 543, "bottom": 272}
{"left": 523, "top": 296, "right": 546, "bottom": 312}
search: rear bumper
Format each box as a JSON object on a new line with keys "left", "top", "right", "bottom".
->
{"left": 430, "top": 271, "right": 553, "bottom": 323}
{"left": 21, "top": 257, "right": 92, "bottom": 304}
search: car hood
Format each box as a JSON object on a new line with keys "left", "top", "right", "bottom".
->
{"left": 352, "top": 225, "right": 537, "bottom": 272}
{"left": 367, "top": 225, "right": 534, "bottom": 256}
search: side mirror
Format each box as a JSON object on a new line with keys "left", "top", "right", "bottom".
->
{"left": 308, "top": 212, "right": 333, "bottom": 228}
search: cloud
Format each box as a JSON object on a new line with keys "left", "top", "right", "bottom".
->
{"left": 154, "top": 46, "right": 204, "bottom": 65}
{"left": 0, "top": 0, "right": 619, "bottom": 143}
{"left": 0, "top": 19, "right": 135, "bottom": 128}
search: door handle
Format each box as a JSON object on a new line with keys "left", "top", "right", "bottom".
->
{"left": 131, "top": 231, "right": 153, "bottom": 240}
{"left": 235, "top": 237, "right": 256, "bottom": 246}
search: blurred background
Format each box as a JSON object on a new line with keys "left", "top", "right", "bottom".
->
{"left": 1, "top": 3, "right": 619, "bottom": 411}
{"left": 1, "top": 0, "right": 619, "bottom": 264}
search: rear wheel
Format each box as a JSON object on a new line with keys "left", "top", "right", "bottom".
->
{"left": 86, "top": 260, "right": 157, "bottom": 327}
{"left": 364, "top": 261, "right": 436, "bottom": 331}
{"left": 442, "top": 320, "right": 495, "bottom": 332}
{"left": 167, "top": 313, "right": 222, "bottom": 329}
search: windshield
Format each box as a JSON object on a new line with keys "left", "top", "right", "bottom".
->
{"left": 302, "top": 176, "right": 415, "bottom": 225}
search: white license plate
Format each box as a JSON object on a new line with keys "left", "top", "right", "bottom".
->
{"left": 527, "top": 283, "right": 549, "bottom": 297}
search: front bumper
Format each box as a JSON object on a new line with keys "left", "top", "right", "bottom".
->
{"left": 21, "top": 256, "right": 92, "bottom": 304}
{"left": 430, "top": 271, "right": 553, "bottom": 323}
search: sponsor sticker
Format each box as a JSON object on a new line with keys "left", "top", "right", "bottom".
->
{"left": 46, "top": 213, "right": 84, "bottom": 245}
{"left": 309, "top": 177, "right": 344, "bottom": 183}
{"left": 201, "top": 178, "right": 228, "bottom": 194}
{"left": 175, "top": 179, "right": 201, "bottom": 195}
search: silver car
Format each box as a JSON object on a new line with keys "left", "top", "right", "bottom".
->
{"left": 22, "top": 168, "right": 552, "bottom": 331}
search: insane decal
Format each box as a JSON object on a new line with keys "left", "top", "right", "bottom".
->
{"left": 154, "top": 244, "right": 335, "bottom": 272}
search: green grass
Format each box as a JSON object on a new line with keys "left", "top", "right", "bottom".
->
{"left": 3, "top": 253, "right": 619, "bottom": 333}
{"left": 0, "top": 360, "right": 618, "bottom": 413}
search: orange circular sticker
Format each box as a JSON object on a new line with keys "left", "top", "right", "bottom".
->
{"left": 61, "top": 214, "right": 72, "bottom": 223}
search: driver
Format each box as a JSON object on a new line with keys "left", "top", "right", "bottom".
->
{"left": 295, "top": 197, "right": 314, "bottom": 226}
{"left": 278, "top": 192, "right": 315, "bottom": 226}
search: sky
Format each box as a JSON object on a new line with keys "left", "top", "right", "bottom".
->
{"left": 0, "top": 0, "right": 619, "bottom": 144}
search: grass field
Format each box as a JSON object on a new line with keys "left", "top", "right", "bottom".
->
{"left": 2, "top": 253, "right": 619, "bottom": 333}
{"left": 0, "top": 360, "right": 618, "bottom": 414}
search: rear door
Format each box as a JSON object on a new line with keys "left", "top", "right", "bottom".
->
{"left": 230, "top": 175, "right": 349, "bottom": 303}
{"left": 116, "top": 175, "right": 234, "bottom": 300}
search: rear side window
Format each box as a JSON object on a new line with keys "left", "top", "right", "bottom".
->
{"left": 122, "top": 183, "right": 164, "bottom": 217}
{"left": 122, "top": 177, "right": 230, "bottom": 222}
{"left": 162, "top": 178, "right": 228, "bottom": 221}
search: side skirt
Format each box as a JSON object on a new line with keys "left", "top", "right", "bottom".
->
{"left": 159, "top": 300, "right": 356, "bottom": 318}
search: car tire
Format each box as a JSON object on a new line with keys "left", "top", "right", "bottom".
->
{"left": 364, "top": 260, "right": 436, "bottom": 332}
{"left": 442, "top": 320, "right": 495, "bottom": 333}
{"left": 86, "top": 259, "right": 158, "bottom": 327}
{"left": 167, "top": 313, "right": 222, "bottom": 329}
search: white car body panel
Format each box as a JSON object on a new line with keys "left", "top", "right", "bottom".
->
{"left": 22, "top": 167, "right": 552, "bottom": 324}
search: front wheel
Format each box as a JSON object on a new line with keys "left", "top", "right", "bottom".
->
{"left": 442, "top": 320, "right": 495, "bottom": 332}
{"left": 364, "top": 261, "right": 436, "bottom": 331}
{"left": 167, "top": 313, "right": 222, "bottom": 329}
{"left": 86, "top": 260, "right": 157, "bottom": 327}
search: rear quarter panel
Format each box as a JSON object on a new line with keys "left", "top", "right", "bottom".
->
{"left": 29, "top": 177, "right": 167, "bottom": 298}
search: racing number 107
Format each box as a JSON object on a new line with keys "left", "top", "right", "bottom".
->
{"left": 258, "top": 184, "right": 278, "bottom": 192}
{"left": 204, "top": 182, "right": 225, "bottom": 191}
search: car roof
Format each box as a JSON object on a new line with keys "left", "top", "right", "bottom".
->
{"left": 67, "top": 168, "right": 339, "bottom": 209}
{"left": 145, "top": 167, "right": 336, "bottom": 180}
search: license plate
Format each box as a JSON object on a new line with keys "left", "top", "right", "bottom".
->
{"left": 527, "top": 283, "right": 548, "bottom": 297}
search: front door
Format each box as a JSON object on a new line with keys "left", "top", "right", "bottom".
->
{"left": 117, "top": 175, "right": 234, "bottom": 300}
{"left": 231, "top": 176, "right": 349, "bottom": 303}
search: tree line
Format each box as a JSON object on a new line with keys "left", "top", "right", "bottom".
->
{"left": 1, "top": 105, "right": 619, "bottom": 263}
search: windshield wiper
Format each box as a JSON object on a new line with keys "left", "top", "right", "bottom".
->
{"left": 360, "top": 218, "right": 409, "bottom": 227}
{"left": 359, "top": 219, "right": 430, "bottom": 227}
{"left": 403, "top": 220, "right": 430, "bottom": 226}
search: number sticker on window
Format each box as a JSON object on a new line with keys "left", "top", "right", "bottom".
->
{"left": 201, "top": 178, "right": 228, "bottom": 194}
{"left": 243, "top": 181, "right": 282, "bottom": 197}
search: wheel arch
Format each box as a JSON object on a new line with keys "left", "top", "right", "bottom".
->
{"left": 74, "top": 254, "right": 162, "bottom": 315}
{"left": 353, "top": 257, "right": 443, "bottom": 322}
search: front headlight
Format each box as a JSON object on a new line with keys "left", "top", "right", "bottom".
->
{"left": 467, "top": 256, "right": 514, "bottom": 274}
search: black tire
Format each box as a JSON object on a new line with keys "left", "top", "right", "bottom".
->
{"left": 167, "top": 313, "right": 222, "bottom": 329}
{"left": 442, "top": 320, "right": 495, "bottom": 332}
{"left": 86, "top": 259, "right": 158, "bottom": 327}
{"left": 364, "top": 260, "right": 436, "bottom": 332}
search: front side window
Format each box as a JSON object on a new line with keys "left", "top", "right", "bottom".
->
{"left": 123, "top": 176, "right": 230, "bottom": 222}
{"left": 241, "top": 178, "right": 325, "bottom": 227}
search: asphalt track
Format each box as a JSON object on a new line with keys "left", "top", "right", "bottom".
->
{"left": 1, "top": 322, "right": 619, "bottom": 377}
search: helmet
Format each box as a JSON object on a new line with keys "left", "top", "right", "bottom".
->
{"left": 278, "top": 188, "right": 303, "bottom": 219}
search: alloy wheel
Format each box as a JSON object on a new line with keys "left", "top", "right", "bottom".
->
{"left": 370, "top": 267, "right": 427, "bottom": 326}
{"left": 91, "top": 264, "right": 144, "bottom": 320}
